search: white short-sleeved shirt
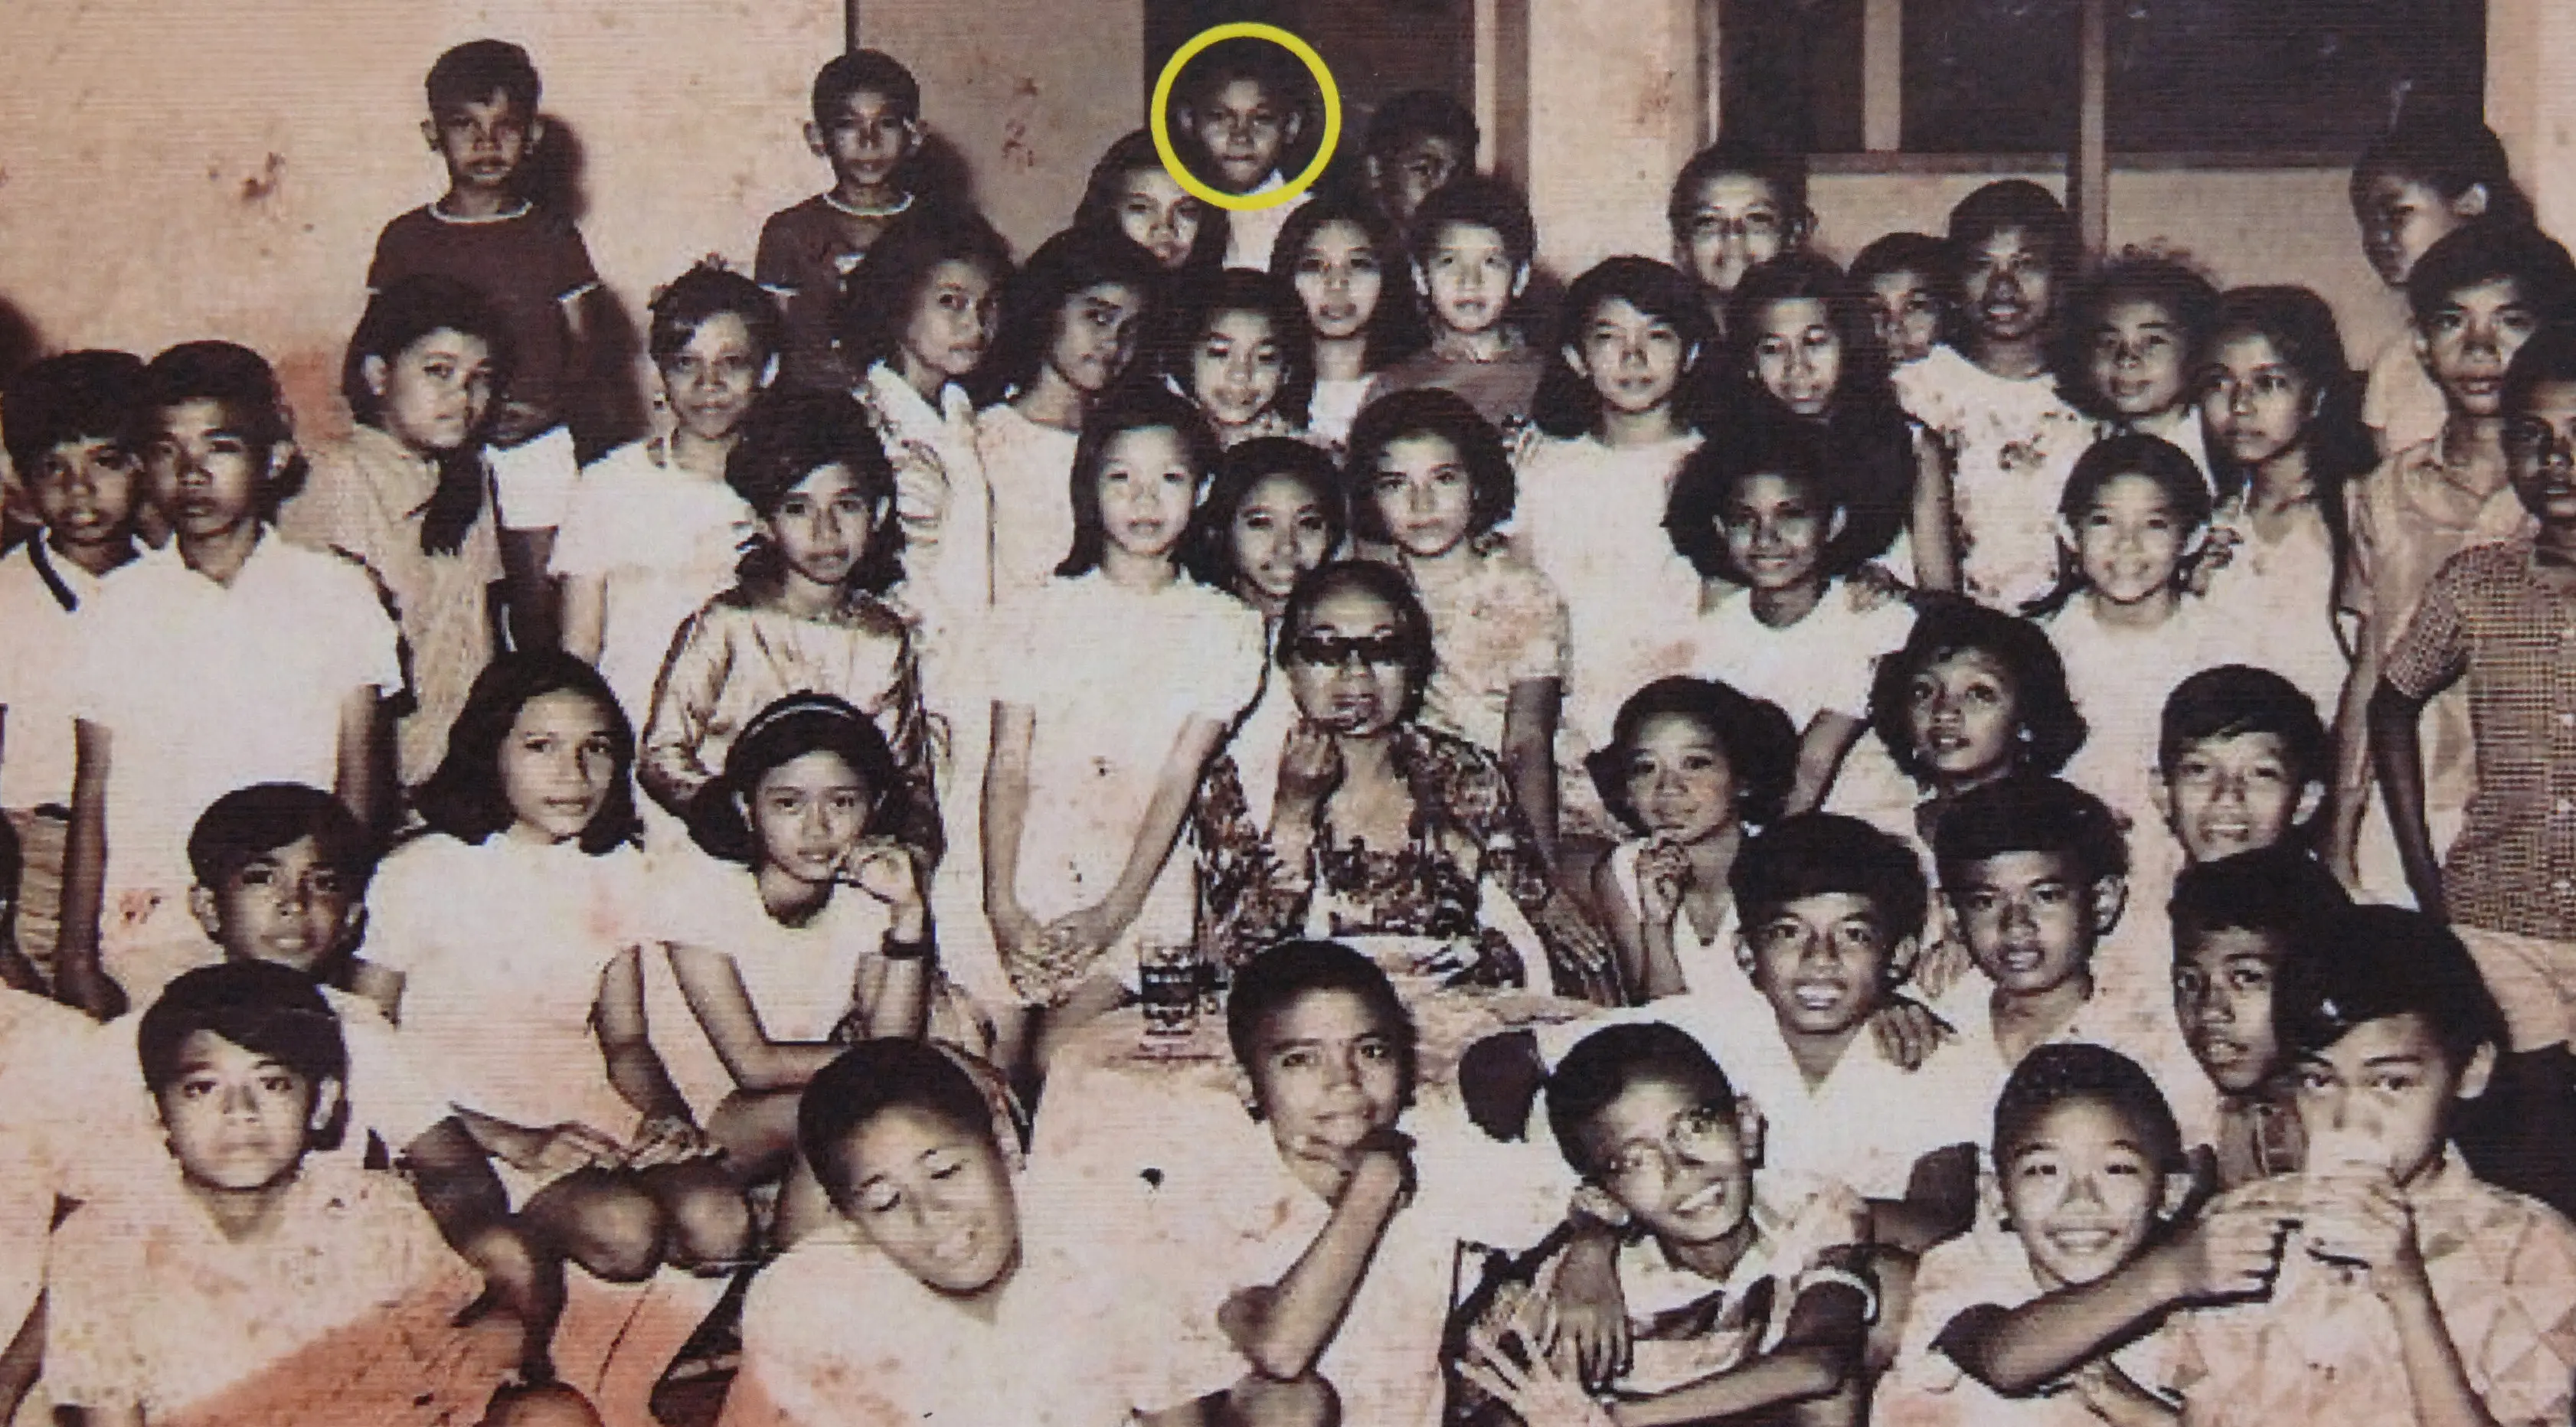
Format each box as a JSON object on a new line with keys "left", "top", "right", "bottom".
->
{"left": 1221, "top": 174, "right": 1310, "bottom": 272}
{"left": 549, "top": 436, "right": 754, "bottom": 726}
{"left": 363, "top": 833, "right": 651, "bottom": 1134}
{"left": 1692, "top": 581, "right": 1916, "bottom": 730}
{"left": 977, "top": 403, "right": 1081, "bottom": 597}
{"left": 0, "top": 539, "right": 123, "bottom": 811}
{"left": 2363, "top": 331, "right": 2446, "bottom": 456}
{"left": 70, "top": 534, "right": 401, "bottom": 896}
{"left": 1893, "top": 346, "right": 2096, "bottom": 612}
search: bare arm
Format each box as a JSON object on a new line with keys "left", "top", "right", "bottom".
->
{"left": 1869, "top": 1144, "right": 1979, "bottom": 1255}
{"left": 2369, "top": 678, "right": 2446, "bottom": 922}
{"left": 350, "top": 962, "right": 406, "bottom": 1023}
{"left": 1502, "top": 678, "right": 1561, "bottom": 871}
{"left": 1592, "top": 855, "right": 1659, "bottom": 1004}
{"left": 54, "top": 720, "right": 122, "bottom": 1021}
{"left": 1610, "top": 1280, "right": 1868, "bottom": 1427}
{"left": 558, "top": 573, "right": 606, "bottom": 664}
{"left": 1095, "top": 715, "right": 1231, "bottom": 930}
{"left": 593, "top": 946, "right": 692, "bottom": 1125}
{"left": 636, "top": 609, "right": 735, "bottom": 818}
{"left": 1907, "top": 428, "right": 1960, "bottom": 595}
{"left": 332, "top": 685, "right": 384, "bottom": 834}
{"left": 981, "top": 702, "right": 1041, "bottom": 953}
{"left": 1220, "top": 1149, "right": 1409, "bottom": 1380}
{"left": 667, "top": 944, "right": 846, "bottom": 1092}
{"left": 1788, "top": 713, "right": 1866, "bottom": 818}
{"left": 2326, "top": 634, "right": 2384, "bottom": 883}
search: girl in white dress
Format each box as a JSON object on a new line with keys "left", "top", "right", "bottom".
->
{"left": 1268, "top": 191, "right": 1424, "bottom": 452}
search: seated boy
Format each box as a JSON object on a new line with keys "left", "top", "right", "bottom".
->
{"left": 755, "top": 51, "right": 924, "bottom": 394}
{"left": 1374, "top": 175, "right": 1548, "bottom": 429}
{"left": 1364, "top": 90, "right": 1478, "bottom": 233}
{"left": 1171, "top": 37, "right": 1316, "bottom": 271}
{"left": 1457, "top": 1020, "right": 1874, "bottom": 1425}
{"left": 42, "top": 962, "right": 599, "bottom": 1426}
{"left": 2163, "top": 903, "right": 2576, "bottom": 1425}
{"left": 1875, "top": 1043, "right": 2202, "bottom": 1426}
{"left": 0, "top": 351, "right": 149, "bottom": 975}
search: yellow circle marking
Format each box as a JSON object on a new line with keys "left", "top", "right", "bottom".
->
{"left": 1149, "top": 23, "right": 1342, "bottom": 213}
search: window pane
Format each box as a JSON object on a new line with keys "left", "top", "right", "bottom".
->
{"left": 1721, "top": 0, "right": 1867, "bottom": 154}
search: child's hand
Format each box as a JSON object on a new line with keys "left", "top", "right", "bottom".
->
{"left": 1633, "top": 838, "right": 1691, "bottom": 929}
{"left": 520, "top": 1122, "right": 629, "bottom": 1177}
{"left": 2062, "top": 1358, "right": 2179, "bottom": 1426}
{"left": 1846, "top": 562, "right": 1911, "bottom": 610}
{"left": 2153, "top": 1195, "right": 2293, "bottom": 1303}
{"left": 1274, "top": 720, "right": 1345, "bottom": 815}
{"left": 840, "top": 839, "right": 927, "bottom": 927}
{"left": 1911, "top": 931, "right": 1975, "bottom": 1003}
{"left": 625, "top": 1113, "right": 718, "bottom": 1170}
{"left": 2185, "top": 527, "right": 2242, "bottom": 598}
{"left": 2299, "top": 1173, "right": 2428, "bottom": 1301}
{"left": 1868, "top": 994, "right": 1956, "bottom": 1070}
{"left": 1459, "top": 1323, "right": 1618, "bottom": 1427}
{"left": 1539, "top": 1230, "right": 1633, "bottom": 1389}
{"left": 1348, "top": 1125, "right": 1419, "bottom": 1206}
{"left": 1037, "top": 903, "right": 1126, "bottom": 968}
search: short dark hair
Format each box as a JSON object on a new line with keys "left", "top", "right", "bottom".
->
{"left": 837, "top": 204, "right": 1013, "bottom": 376}
{"left": 1666, "top": 141, "right": 1810, "bottom": 243}
{"left": 1153, "top": 266, "right": 1316, "bottom": 429}
{"left": 2279, "top": 903, "right": 2506, "bottom": 1072}
{"left": 1946, "top": 180, "right": 2080, "bottom": 306}
{"left": 1868, "top": 599, "right": 2087, "bottom": 786}
{"left": 1345, "top": 387, "right": 1515, "bottom": 542}
{"left": 812, "top": 49, "right": 922, "bottom": 128}
{"left": 1728, "top": 812, "right": 1928, "bottom": 952}
{"left": 687, "top": 694, "right": 904, "bottom": 864}
{"left": 1545, "top": 1021, "right": 1736, "bottom": 1178}
{"left": 1074, "top": 131, "right": 1231, "bottom": 274}
{"left": 1224, "top": 940, "right": 1420, "bottom": 1103}
{"left": 2158, "top": 664, "right": 2331, "bottom": 791}
{"left": 187, "top": 783, "right": 378, "bottom": 893}
{"left": 1185, "top": 436, "right": 1347, "bottom": 591}
{"left": 2405, "top": 223, "right": 2576, "bottom": 328}
{"left": 414, "top": 651, "right": 642, "bottom": 855}
{"left": 973, "top": 226, "right": 1162, "bottom": 407}
{"left": 1933, "top": 775, "right": 2128, "bottom": 888}
{"left": 649, "top": 263, "right": 784, "bottom": 369}
{"left": 1275, "top": 560, "right": 1439, "bottom": 717}
{"left": 426, "top": 38, "right": 541, "bottom": 115}
{"left": 1172, "top": 34, "right": 1312, "bottom": 117}
{"left": 1532, "top": 256, "right": 1718, "bottom": 439}
{"left": 1059, "top": 387, "right": 1222, "bottom": 578}
{"left": 1365, "top": 90, "right": 1479, "bottom": 162}
{"left": 2352, "top": 109, "right": 2534, "bottom": 232}
{"left": 726, "top": 390, "right": 906, "bottom": 597}
{"left": 2504, "top": 321, "right": 2576, "bottom": 416}
{"left": 2059, "top": 253, "right": 2222, "bottom": 420}
{"left": 1849, "top": 232, "right": 1953, "bottom": 292}
{"left": 1587, "top": 677, "right": 1799, "bottom": 834}
{"left": 1991, "top": 1042, "right": 2185, "bottom": 1172}
{"left": 145, "top": 341, "right": 306, "bottom": 513}
{"left": 799, "top": 1040, "right": 1002, "bottom": 1204}
{"left": 1409, "top": 174, "right": 1536, "bottom": 274}
{"left": 2169, "top": 844, "right": 2349, "bottom": 958}
{"left": 2, "top": 350, "right": 149, "bottom": 475}
{"left": 1663, "top": 410, "right": 1847, "bottom": 583}
{"left": 138, "top": 962, "right": 350, "bottom": 1151}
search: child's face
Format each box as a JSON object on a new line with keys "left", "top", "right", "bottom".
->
{"left": 2292, "top": 1012, "right": 2492, "bottom": 1186}
{"left": 145, "top": 399, "right": 274, "bottom": 544}
{"left": 1188, "top": 77, "right": 1296, "bottom": 193}
{"left": 1904, "top": 649, "right": 2023, "bottom": 786}
{"left": 1677, "top": 173, "right": 1792, "bottom": 299}
{"left": 1719, "top": 470, "right": 1832, "bottom": 595}
{"left": 1047, "top": 280, "right": 1146, "bottom": 397}
{"left": 368, "top": 327, "right": 497, "bottom": 455}
{"left": 1744, "top": 892, "right": 1898, "bottom": 1040}
{"left": 749, "top": 749, "right": 874, "bottom": 889}
{"left": 427, "top": 91, "right": 537, "bottom": 195}
{"left": 1292, "top": 220, "right": 1385, "bottom": 341}
{"left": 1113, "top": 168, "right": 1205, "bottom": 272}
{"left": 2070, "top": 472, "right": 2189, "bottom": 606}
{"left": 155, "top": 1029, "right": 335, "bottom": 1193}
{"left": 2159, "top": 732, "right": 2312, "bottom": 864}
{"left": 26, "top": 435, "right": 141, "bottom": 553}
{"left": 1950, "top": 849, "right": 2109, "bottom": 998}
{"left": 901, "top": 260, "right": 999, "bottom": 382}
{"left": 2087, "top": 298, "right": 2189, "bottom": 418}
{"left": 1866, "top": 268, "right": 1943, "bottom": 366}
{"left": 1582, "top": 1073, "right": 1751, "bottom": 1249}
{"left": 2419, "top": 275, "right": 2543, "bottom": 417}
{"left": 1748, "top": 296, "right": 1842, "bottom": 415}
{"left": 1415, "top": 222, "right": 1525, "bottom": 338}
{"left": 1191, "top": 309, "right": 1286, "bottom": 431}
{"left": 1567, "top": 297, "right": 1690, "bottom": 416}
{"left": 1618, "top": 712, "right": 1740, "bottom": 843}
{"left": 835, "top": 1105, "right": 1022, "bottom": 1295}
{"left": 2199, "top": 331, "right": 2314, "bottom": 470}
{"left": 1229, "top": 472, "right": 1335, "bottom": 609}
{"left": 1368, "top": 431, "right": 1476, "bottom": 560}
{"left": 809, "top": 87, "right": 917, "bottom": 192}
{"left": 499, "top": 689, "right": 619, "bottom": 843}
{"left": 1096, "top": 426, "right": 1200, "bottom": 561}
{"left": 1246, "top": 987, "right": 1409, "bottom": 1164}
{"left": 1999, "top": 1097, "right": 2168, "bottom": 1290}
{"left": 2505, "top": 378, "right": 2576, "bottom": 528}
{"left": 2356, "top": 173, "right": 2476, "bottom": 288}
{"left": 1285, "top": 584, "right": 1413, "bottom": 737}
{"left": 660, "top": 312, "right": 769, "bottom": 443}
{"left": 189, "top": 834, "right": 360, "bottom": 977}
{"left": 1374, "top": 135, "right": 1466, "bottom": 227}
{"left": 764, "top": 462, "right": 879, "bottom": 591}
{"left": 1960, "top": 227, "right": 2056, "bottom": 345}
{"left": 2172, "top": 926, "right": 2287, "bottom": 1096}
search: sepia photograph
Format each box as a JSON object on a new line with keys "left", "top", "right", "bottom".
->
{"left": 0, "top": 0, "right": 2570, "bottom": 1421}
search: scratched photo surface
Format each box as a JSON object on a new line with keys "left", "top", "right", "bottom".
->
{"left": 0, "top": 2, "right": 2572, "bottom": 1424}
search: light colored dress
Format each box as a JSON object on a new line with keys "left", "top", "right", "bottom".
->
{"left": 549, "top": 433, "right": 754, "bottom": 727}
{"left": 1893, "top": 345, "right": 2097, "bottom": 612}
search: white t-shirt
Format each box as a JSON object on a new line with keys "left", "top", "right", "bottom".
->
{"left": 976, "top": 402, "right": 1080, "bottom": 597}
{"left": 70, "top": 534, "right": 401, "bottom": 896}
{"left": 1220, "top": 173, "right": 1312, "bottom": 272}
{"left": 549, "top": 436, "right": 753, "bottom": 727}
{"left": 1691, "top": 581, "right": 1915, "bottom": 730}
{"left": 363, "top": 832, "right": 652, "bottom": 1135}
{"left": 1893, "top": 345, "right": 2096, "bottom": 612}
{"left": 0, "top": 539, "right": 123, "bottom": 811}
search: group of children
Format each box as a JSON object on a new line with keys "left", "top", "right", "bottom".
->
{"left": 2, "top": 24, "right": 2576, "bottom": 1427}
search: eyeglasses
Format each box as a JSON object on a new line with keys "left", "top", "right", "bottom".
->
{"left": 2505, "top": 416, "right": 2576, "bottom": 467}
{"left": 1601, "top": 1103, "right": 1738, "bottom": 1188}
{"left": 1287, "top": 633, "right": 1410, "bottom": 669}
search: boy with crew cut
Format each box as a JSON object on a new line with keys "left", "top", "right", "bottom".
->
{"left": 1170, "top": 37, "right": 1316, "bottom": 271}
{"left": 2154, "top": 665, "right": 2330, "bottom": 870}
{"left": 756, "top": 50, "right": 927, "bottom": 395}
{"left": 1373, "top": 175, "right": 1548, "bottom": 430}
{"left": 1364, "top": 90, "right": 1479, "bottom": 233}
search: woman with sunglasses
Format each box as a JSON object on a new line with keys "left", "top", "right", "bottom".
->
{"left": 1192, "top": 561, "right": 1618, "bottom": 1002}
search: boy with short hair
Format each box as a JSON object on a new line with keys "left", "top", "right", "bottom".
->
{"left": 1851, "top": 232, "right": 1950, "bottom": 368}
{"left": 0, "top": 351, "right": 149, "bottom": 972}
{"left": 1171, "top": 38, "right": 1316, "bottom": 271}
{"left": 756, "top": 50, "right": 925, "bottom": 395}
{"left": 2153, "top": 664, "right": 2330, "bottom": 869}
{"left": 2164, "top": 903, "right": 2576, "bottom": 1425}
{"left": 2332, "top": 223, "right": 2576, "bottom": 884}
{"left": 1374, "top": 175, "right": 1547, "bottom": 429}
{"left": 1666, "top": 142, "right": 1813, "bottom": 332}
{"left": 1364, "top": 90, "right": 1478, "bottom": 232}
